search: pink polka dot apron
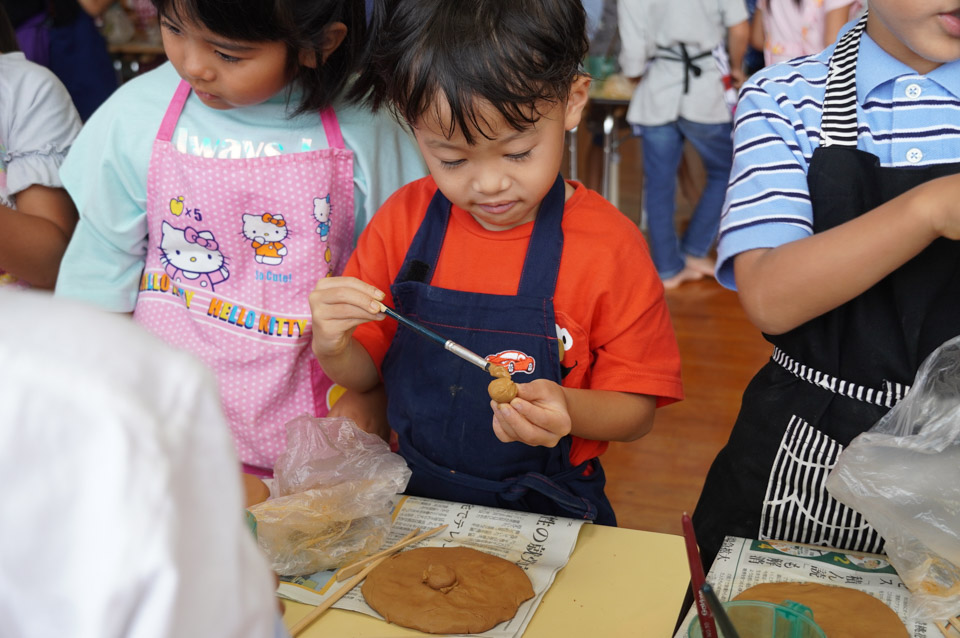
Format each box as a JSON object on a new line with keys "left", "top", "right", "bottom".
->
{"left": 134, "top": 80, "right": 355, "bottom": 472}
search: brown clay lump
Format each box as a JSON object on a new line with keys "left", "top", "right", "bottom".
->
{"left": 488, "top": 364, "right": 518, "bottom": 403}
{"left": 489, "top": 364, "right": 510, "bottom": 378}
{"left": 422, "top": 563, "right": 458, "bottom": 593}
{"left": 488, "top": 377, "right": 518, "bottom": 403}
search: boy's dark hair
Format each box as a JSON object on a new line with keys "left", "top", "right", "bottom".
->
{"left": 351, "top": 0, "right": 588, "bottom": 144}
{"left": 150, "top": 0, "right": 367, "bottom": 115}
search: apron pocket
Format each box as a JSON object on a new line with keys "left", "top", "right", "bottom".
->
{"left": 760, "top": 415, "right": 884, "bottom": 554}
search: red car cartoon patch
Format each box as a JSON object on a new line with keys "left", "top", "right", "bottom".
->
{"left": 485, "top": 350, "right": 536, "bottom": 374}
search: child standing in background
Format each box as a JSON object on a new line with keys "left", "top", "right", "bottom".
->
{"left": 311, "top": 0, "right": 683, "bottom": 525}
{"left": 751, "top": 0, "right": 857, "bottom": 66}
{"left": 0, "top": 6, "right": 81, "bottom": 290}
{"left": 695, "top": 2, "right": 960, "bottom": 570}
{"left": 618, "top": 0, "right": 749, "bottom": 289}
{"left": 54, "top": 0, "right": 426, "bottom": 475}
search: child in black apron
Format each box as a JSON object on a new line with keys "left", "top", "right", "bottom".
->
{"left": 310, "top": 0, "right": 684, "bottom": 525}
{"left": 694, "top": 4, "right": 960, "bottom": 573}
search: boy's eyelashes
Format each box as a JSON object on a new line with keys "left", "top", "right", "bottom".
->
{"left": 437, "top": 150, "right": 533, "bottom": 169}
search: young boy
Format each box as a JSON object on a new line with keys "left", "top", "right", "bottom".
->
{"left": 694, "top": 1, "right": 960, "bottom": 570}
{"left": 310, "top": 0, "right": 683, "bottom": 525}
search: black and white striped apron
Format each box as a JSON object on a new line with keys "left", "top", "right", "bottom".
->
{"left": 692, "top": 11, "right": 960, "bottom": 570}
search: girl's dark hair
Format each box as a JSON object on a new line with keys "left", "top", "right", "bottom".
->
{"left": 0, "top": 5, "right": 19, "bottom": 52}
{"left": 351, "top": 0, "right": 588, "bottom": 144}
{"left": 150, "top": 0, "right": 367, "bottom": 114}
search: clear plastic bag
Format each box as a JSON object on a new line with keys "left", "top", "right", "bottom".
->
{"left": 827, "top": 336, "right": 960, "bottom": 620}
{"left": 248, "top": 416, "right": 411, "bottom": 576}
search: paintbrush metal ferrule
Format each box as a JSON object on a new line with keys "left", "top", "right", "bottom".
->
{"left": 445, "top": 341, "right": 491, "bottom": 371}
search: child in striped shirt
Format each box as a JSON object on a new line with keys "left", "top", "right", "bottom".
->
{"left": 693, "top": 1, "right": 960, "bottom": 571}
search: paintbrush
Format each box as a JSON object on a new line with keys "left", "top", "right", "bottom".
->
{"left": 377, "top": 302, "right": 491, "bottom": 372}
{"left": 682, "top": 512, "right": 718, "bottom": 638}
{"left": 701, "top": 584, "right": 740, "bottom": 638}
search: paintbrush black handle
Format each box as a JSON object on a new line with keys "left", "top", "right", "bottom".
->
{"left": 380, "top": 305, "right": 448, "bottom": 347}
{"left": 701, "top": 584, "right": 740, "bottom": 638}
{"left": 380, "top": 304, "right": 490, "bottom": 371}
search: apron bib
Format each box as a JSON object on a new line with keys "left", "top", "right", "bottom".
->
{"left": 134, "top": 80, "right": 355, "bottom": 472}
{"left": 694, "top": 12, "right": 960, "bottom": 564}
{"left": 381, "top": 175, "right": 615, "bottom": 524}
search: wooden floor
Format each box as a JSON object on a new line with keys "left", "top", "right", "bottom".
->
{"left": 569, "top": 119, "right": 773, "bottom": 537}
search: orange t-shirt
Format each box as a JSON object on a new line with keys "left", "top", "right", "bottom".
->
{"left": 347, "top": 177, "right": 683, "bottom": 465}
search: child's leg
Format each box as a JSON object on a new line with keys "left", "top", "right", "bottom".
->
{"left": 676, "top": 118, "right": 734, "bottom": 275}
{"left": 639, "top": 122, "right": 687, "bottom": 279}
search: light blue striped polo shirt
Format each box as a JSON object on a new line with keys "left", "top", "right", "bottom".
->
{"left": 716, "top": 30, "right": 960, "bottom": 289}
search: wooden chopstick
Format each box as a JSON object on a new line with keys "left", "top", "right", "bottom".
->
{"left": 935, "top": 618, "right": 960, "bottom": 638}
{"left": 288, "top": 524, "right": 448, "bottom": 636}
{"left": 335, "top": 524, "right": 447, "bottom": 581}
{"left": 289, "top": 553, "right": 389, "bottom": 636}
{"left": 335, "top": 527, "right": 420, "bottom": 582}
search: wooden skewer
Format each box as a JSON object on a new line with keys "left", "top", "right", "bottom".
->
{"left": 936, "top": 621, "right": 951, "bottom": 637}
{"left": 334, "top": 527, "right": 420, "bottom": 582}
{"left": 949, "top": 617, "right": 960, "bottom": 633}
{"left": 335, "top": 524, "right": 447, "bottom": 581}
{"left": 289, "top": 553, "right": 389, "bottom": 636}
{"left": 288, "top": 524, "right": 448, "bottom": 636}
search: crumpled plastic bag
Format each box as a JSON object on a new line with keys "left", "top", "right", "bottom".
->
{"left": 248, "top": 415, "right": 411, "bottom": 576}
{"left": 827, "top": 335, "right": 960, "bottom": 620}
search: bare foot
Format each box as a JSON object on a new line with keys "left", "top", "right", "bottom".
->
{"left": 661, "top": 266, "right": 704, "bottom": 290}
{"left": 685, "top": 255, "right": 716, "bottom": 278}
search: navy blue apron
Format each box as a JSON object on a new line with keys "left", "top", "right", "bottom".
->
{"left": 692, "top": 12, "right": 960, "bottom": 571}
{"left": 381, "top": 174, "right": 616, "bottom": 525}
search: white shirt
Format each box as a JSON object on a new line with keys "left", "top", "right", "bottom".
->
{"left": 0, "top": 290, "right": 287, "bottom": 638}
{"left": 0, "top": 51, "right": 81, "bottom": 208}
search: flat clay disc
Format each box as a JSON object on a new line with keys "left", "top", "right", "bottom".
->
{"left": 734, "top": 582, "right": 909, "bottom": 638}
{"left": 362, "top": 546, "right": 535, "bottom": 634}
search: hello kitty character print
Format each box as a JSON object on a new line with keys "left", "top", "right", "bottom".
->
{"left": 160, "top": 220, "right": 230, "bottom": 290}
{"left": 313, "top": 195, "right": 330, "bottom": 241}
{"left": 243, "top": 212, "right": 288, "bottom": 265}
{"left": 134, "top": 82, "right": 356, "bottom": 473}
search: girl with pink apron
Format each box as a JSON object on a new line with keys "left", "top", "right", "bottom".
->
{"left": 134, "top": 81, "right": 355, "bottom": 473}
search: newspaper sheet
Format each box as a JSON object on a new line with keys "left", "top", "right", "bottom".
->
{"left": 279, "top": 495, "right": 586, "bottom": 638}
{"left": 674, "top": 536, "right": 940, "bottom": 638}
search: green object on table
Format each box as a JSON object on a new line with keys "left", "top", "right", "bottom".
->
{"left": 687, "top": 600, "right": 826, "bottom": 638}
{"left": 585, "top": 55, "right": 617, "bottom": 81}
{"left": 245, "top": 509, "right": 258, "bottom": 539}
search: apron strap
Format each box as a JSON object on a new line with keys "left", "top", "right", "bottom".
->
{"left": 394, "top": 174, "right": 567, "bottom": 299}
{"left": 654, "top": 44, "right": 712, "bottom": 94}
{"left": 156, "top": 83, "right": 345, "bottom": 150}
{"left": 401, "top": 441, "right": 599, "bottom": 521}
{"left": 771, "top": 347, "right": 911, "bottom": 408}
{"left": 319, "top": 107, "right": 345, "bottom": 149}
{"left": 518, "top": 173, "right": 565, "bottom": 297}
{"left": 156, "top": 80, "right": 192, "bottom": 142}
{"left": 820, "top": 11, "right": 869, "bottom": 148}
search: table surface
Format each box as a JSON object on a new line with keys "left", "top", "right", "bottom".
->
{"left": 282, "top": 523, "right": 689, "bottom": 637}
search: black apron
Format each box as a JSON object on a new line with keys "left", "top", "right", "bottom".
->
{"left": 693, "top": 12, "right": 960, "bottom": 569}
{"left": 381, "top": 175, "right": 616, "bottom": 525}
